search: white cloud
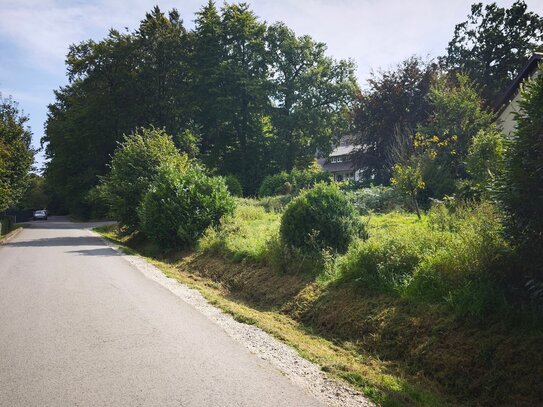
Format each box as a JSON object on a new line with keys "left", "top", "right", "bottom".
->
{"left": 2, "top": 0, "right": 542, "bottom": 81}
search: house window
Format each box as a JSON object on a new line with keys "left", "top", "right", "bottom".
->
{"left": 337, "top": 156, "right": 343, "bottom": 162}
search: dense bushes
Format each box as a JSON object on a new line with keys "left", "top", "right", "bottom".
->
{"left": 280, "top": 183, "right": 366, "bottom": 253}
{"left": 258, "top": 168, "right": 332, "bottom": 197}
{"left": 346, "top": 185, "right": 406, "bottom": 215}
{"left": 498, "top": 71, "right": 543, "bottom": 284}
{"left": 138, "top": 163, "right": 236, "bottom": 248}
{"left": 224, "top": 175, "right": 243, "bottom": 197}
{"left": 100, "top": 128, "right": 186, "bottom": 231}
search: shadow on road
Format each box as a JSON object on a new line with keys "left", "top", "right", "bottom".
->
{"left": 7, "top": 236, "right": 102, "bottom": 248}
{"left": 66, "top": 248, "right": 119, "bottom": 256}
{"left": 22, "top": 217, "right": 116, "bottom": 231}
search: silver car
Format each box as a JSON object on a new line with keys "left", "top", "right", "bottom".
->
{"left": 33, "top": 210, "right": 48, "bottom": 221}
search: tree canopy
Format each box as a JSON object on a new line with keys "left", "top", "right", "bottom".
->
{"left": 0, "top": 95, "right": 34, "bottom": 212}
{"left": 43, "top": 2, "right": 356, "bottom": 214}
{"left": 352, "top": 57, "right": 438, "bottom": 184}
{"left": 443, "top": 1, "right": 543, "bottom": 104}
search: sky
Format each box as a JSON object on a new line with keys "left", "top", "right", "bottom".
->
{"left": 1, "top": 0, "right": 542, "bottom": 171}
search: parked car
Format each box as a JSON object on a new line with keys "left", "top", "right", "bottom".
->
{"left": 33, "top": 210, "right": 48, "bottom": 221}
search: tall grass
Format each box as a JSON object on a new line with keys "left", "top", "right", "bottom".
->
{"left": 199, "top": 198, "right": 511, "bottom": 317}
{"left": 338, "top": 201, "right": 511, "bottom": 316}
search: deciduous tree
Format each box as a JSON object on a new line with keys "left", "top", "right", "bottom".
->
{"left": 444, "top": 1, "right": 543, "bottom": 103}
{"left": 0, "top": 95, "right": 34, "bottom": 212}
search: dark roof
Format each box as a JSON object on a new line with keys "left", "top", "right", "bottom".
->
{"left": 495, "top": 52, "right": 543, "bottom": 114}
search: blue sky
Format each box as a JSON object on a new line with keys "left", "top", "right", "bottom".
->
{"left": 1, "top": 0, "right": 542, "bottom": 170}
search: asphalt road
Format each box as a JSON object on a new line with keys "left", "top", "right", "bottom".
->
{"left": 0, "top": 217, "right": 324, "bottom": 407}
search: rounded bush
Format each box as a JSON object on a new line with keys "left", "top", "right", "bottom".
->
{"left": 259, "top": 172, "right": 293, "bottom": 197}
{"left": 280, "top": 183, "right": 366, "bottom": 253}
{"left": 224, "top": 175, "right": 243, "bottom": 197}
{"left": 138, "top": 163, "right": 236, "bottom": 248}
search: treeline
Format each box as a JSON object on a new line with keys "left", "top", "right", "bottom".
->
{"left": 43, "top": 2, "right": 357, "bottom": 215}
{"left": 0, "top": 94, "right": 34, "bottom": 214}
{"left": 42, "top": 1, "right": 543, "bottom": 217}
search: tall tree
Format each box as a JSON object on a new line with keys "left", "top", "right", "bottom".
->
{"left": 43, "top": 7, "right": 193, "bottom": 216}
{"left": 218, "top": 3, "right": 270, "bottom": 193}
{"left": 0, "top": 95, "right": 34, "bottom": 212}
{"left": 192, "top": 1, "right": 228, "bottom": 165}
{"left": 266, "top": 22, "right": 357, "bottom": 172}
{"left": 44, "top": 30, "right": 138, "bottom": 216}
{"left": 444, "top": 1, "right": 543, "bottom": 104}
{"left": 352, "top": 57, "right": 438, "bottom": 184}
{"left": 136, "top": 7, "right": 193, "bottom": 134}
{"left": 416, "top": 74, "right": 495, "bottom": 199}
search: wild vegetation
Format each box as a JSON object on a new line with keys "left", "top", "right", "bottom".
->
{"left": 4, "top": 0, "right": 540, "bottom": 405}
{"left": 0, "top": 93, "right": 34, "bottom": 234}
{"left": 97, "top": 195, "right": 543, "bottom": 406}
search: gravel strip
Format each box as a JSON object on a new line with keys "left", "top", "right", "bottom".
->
{"left": 90, "top": 229, "right": 375, "bottom": 407}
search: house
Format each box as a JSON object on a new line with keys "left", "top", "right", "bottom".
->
{"left": 317, "top": 136, "right": 362, "bottom": 181}
{"left": 495, "top": 52, "right": 542, "bottom": 136}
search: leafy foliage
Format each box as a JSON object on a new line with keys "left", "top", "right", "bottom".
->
{"left": 339, "top": 201, "right": 509, "bottom": 316}
{"left": 44, "top": 3, "right": 357, "bottom": 211}
{"left": 224, "top": 175, "right": 243, "bottom": 197}
{"left": 391, "top": 162, "right": 425, "bottom": 218}
{"left": 352, "top": 57, "right": 438, "bottom": 183}
{"left": 345, "top": 186, "right": 405, "bottom": 215}
{"left": 465, "top": 127, "right": 506, "bottom": 196}
{"left": 0, "top": 94, "right": 34, "bottom": 212}
{"left": 258, "top": 167, "right": 332, "bottom": 197}
{"left": 280, "top": 183, "right": 365, "bottom": 254}
{"left": 266, "top": 22, "right": 357, "bottom": 171}
{"left": 444, "top": 1, "right": 543, "bottom": 103}
{"left": 138, "top": 163, "right": 236, "bottom": 247}
{"left": 498, "top": 68, "right": 543, "bottom": 283}
{"left": 100, "top": 128, "right": 187, "bottom": 230}
{"left": 43, "top": 8, "right": 192, "bottom": 217}
{"left": 416, "top": 74, "right": 494, "bottom": 199}
{"left": 18, "top": 174, "right": 47, "bottom": 209}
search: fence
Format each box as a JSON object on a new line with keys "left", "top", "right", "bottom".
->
{"left": 0, "top": 216, "right": 14, "bottom": 236}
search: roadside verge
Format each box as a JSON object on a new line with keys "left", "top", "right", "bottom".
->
{"left": 0, "top": 227, "right": 23, "bottom": 245}
{"left": 89, "top": 227, "right": 374, "bottom": 407}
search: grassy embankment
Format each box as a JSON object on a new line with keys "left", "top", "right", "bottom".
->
{"left": 96, "top": 198, "right": 543, "bottom": 407}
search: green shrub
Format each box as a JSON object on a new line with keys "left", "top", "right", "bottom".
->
{"left": 258, "top": 168, "right": 333, "bottom": 197}
{"left": 338, "top": 202, "right": 510, "bottom": 316}
{"left": 100, "top": 127, "right": 187, "bottom": 231}
{"left": 465, "top": 127, "right": 506, "bottom": 197}
{"left": 280, "top": 183, "right": 366, "bottom": 254}
{"left": 497, "top": 70, "right": 543, "bottom": 285}
{"left": 223, "top": 175, "right": 243, "bottom": 197}
{"left": 258, "top": 172, "right": 292, "bottom": 197}
{"left": 290, "top": 168, "right": 333, "bottom": 189}
{"left": 346, "top": 186, "right": 406, "bottom": 215}
{"left": 138, "top": 163, "right": 236, "bottom": 248}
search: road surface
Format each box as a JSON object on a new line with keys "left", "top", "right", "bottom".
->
{"left": 0, "top": 217, "right": 324, "bottom": 407}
